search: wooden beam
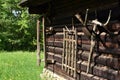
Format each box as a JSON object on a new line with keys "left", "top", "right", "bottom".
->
{"left": 47, "top": 59, "right": 55, "bottom": 64}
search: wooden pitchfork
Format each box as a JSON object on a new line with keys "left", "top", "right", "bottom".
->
{"left": 75, "top": 9, "right": 111, "bottom": 73}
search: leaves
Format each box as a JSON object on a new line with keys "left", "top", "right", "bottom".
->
{"left": 0, "top": 0, "right": 40, "bottom": 51}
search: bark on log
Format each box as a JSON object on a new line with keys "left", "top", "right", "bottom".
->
{"left": 77, "top": 61, "right": 118, "bottom": 80}
{"left": 77, "top": 50, "right": 120, "bottom": 69}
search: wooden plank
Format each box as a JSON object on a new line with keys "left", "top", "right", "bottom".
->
{"left": 80, "top": 72, "right": 108, "bottom": 80}
{"left": 80, "top": 44, "right": 120, "bottom": 55}
{"left": 118, "top": 58, "right": 120, "bottom": 80}
{"left": 67, "top": 35, "right": 70, "bottom": 74}
{"left": 62, "top": 28, "right": 65, "bottom": 70}
{"left": 47, "top": 60, "right": 118, "bottom": 80}
{"left": 65, "top": 31, "right": 69, "bottom": 71}
{"left": 63, "top": 64, "right": 75, "bottom": 70}
{"left": 47, "top": 52, "right": 62, "bottom": 63}
{"left": 46, "top": 39, "right": 120, "bottom": 49}
{"left": 87, "top": 23, "right": 97, "bottom": 73}
{"left": 46, "top": 44, "right": 120, "bottom": 56}
{"left": 77, "top": 61, "right": 118, "bottom": 80}
{"left": 47, "top": 64, "right": 75, "bottom": 80}
{"left": 46, "top": 25, "right": 84, "bottom": 32}
{"left": 64, "top": 39, "right": 76, "bottom": 42}
{"left": 46, "top": 33, "right": 63, "bottom": 41}
{"left": 46, "top": 41, "right": 63, "bottom": 48}
{"left": 46, "top": 32, "right": 120, "bottom": 48}
{"left": 71, "top": 34, "right": 74, "bottom": 76}
{"left": 77, "top": 50, "right": 120, "bottom": 70}
{"left": 99, "top": 48, "right": 120, "bottom": 55}
{"left": 68, "top": 35, "right": 74, "bottom": 74}
{"left": 47, "top": 59, "right": 55, "bottom": 64}
{"left": 74, "top": 28, "right": 77, "bottom": 78}
{"left": 46, "top": 46, "right": 63, "bottom": 55}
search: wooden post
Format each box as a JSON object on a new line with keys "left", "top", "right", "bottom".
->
{"left": 71, "top": 34, "right": 74, "bottom": 76}
{"left": 42, "top": 16, "right": 47, "bottom": 67}
{"left": 37, "top": 19, "right": 40, "bottom": 66}
{"left": 62, "top": 28, "right": 65, "bottom": 70}
{"left": 87, "top": 22, "right": 97, "bottom": 73}
{"left": 118, "top": 57, "right": 120, "bottom": 80}
{"left": 74, "top": 28, "right": 77, "bottom": 78}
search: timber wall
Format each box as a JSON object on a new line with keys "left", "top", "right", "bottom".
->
{"left": 45, "top": 23, "right": 120, "bottom": 80}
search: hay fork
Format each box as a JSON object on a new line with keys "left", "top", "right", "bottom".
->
{"left": 87, "top": 10, "right": 111, "bottom": 73}
{"left": 75, "top": 9, "right": 111, "bottom": 73}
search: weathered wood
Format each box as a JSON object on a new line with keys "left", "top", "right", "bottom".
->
{"left": 77, "top": 61, "right": 118, "bottom": 80}
{"left": 67, "top": 34, "right": 71, "bottom": 74}
{"left": 47, "top": 64, "right": 75, "bottom": 80}
{"left": 74, "top": 28, "right": 77, "bottom": 78}
{"left": 46, "top": 32, "right": 120, "bottom": 48}
{"left": 20, "top": 0, "right": 120, "bottom": 79}
{"left": 46, "top": 40, "right": 120, "bottom": 50}
{"left": 62, "top": 28, "right": 77, "bottom": 78}
{"left": 62, "top": 28, "right": 65, "bottom": 70}
{"left": 47, "top": 52, "right": 119, "bottom": 80}
{"left": 46, "top": 33, "right": 63, "bottom": 41}
{"left": 47, "top": 59, "right": 55, "bottom": 64}
{"left": 71, "top": 34, "right": 74, "bottom": 76}
{"left": 48, "top": 64, "right": 109, "bottom": 80}
{"left": 46, "top": 41, "right": 63, "bottom": 48}
{"left": 47, "top": 48, "right": 120, "bottom": 70}
{"left": 37, "top": 20, "right": 41, "bottom": 66}
{"left": 46, "top": 24, "right": 83, "bottom": 32}
{"left": 63, "top": 64, "right": 75, "bottom": 71}
{"left": 47, "top": 52, "right": 62, "bottom": 63}
{"left": 77, "top": 50, "right": 120, "bottom": 70}
{"left": 80, "top": 72, "right": 108, "bottom": 80}
{"left": 87, "top": 23, "right": 97, "bottom": 73}
{"left": 118, "top": 58, "right": 120, "bottom": 80}
{"left": 45, "top": 21, "right": 120, "bottom": 80}
{"left": 46, "top": 43, "right": 120, "bottom": 56}
{"left": 93, "top": 66, "right": 118, "bottom": 80}
{"left": 46, "top": 46, "right": 63, "bottom": 55}
{"left": 42, "top": 17, "right": 47, "bottom": 67}
{"left": 80, "top": 44, "right": 120, "bottom": 55}
{"left": 46, "top": 38, "right": 120, "bottom": 49}
{"left": 65, "top": 30, "right": 68, "bottom": 71}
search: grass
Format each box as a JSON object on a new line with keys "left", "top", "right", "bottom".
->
{"left": 0, "top": 51, "right": 44, "bottom": 80}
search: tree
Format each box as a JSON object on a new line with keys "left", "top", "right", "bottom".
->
{"left": 0, "top": 0, "right": 41, "bottom": 51}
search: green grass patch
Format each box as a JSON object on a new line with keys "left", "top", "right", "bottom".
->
{"left": 0, "top": 51, "right": 44, "bottom": 80}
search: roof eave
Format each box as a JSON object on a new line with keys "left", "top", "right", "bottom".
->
{"left": 19, "top": 0, "right": 28, "bottom": 7}
{"left": 19, "top": 0, "right": 52, "bottom": 7}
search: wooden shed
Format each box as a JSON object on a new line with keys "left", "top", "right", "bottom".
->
{"left": 19, "top": 0, "right": 120, "bottom": 80}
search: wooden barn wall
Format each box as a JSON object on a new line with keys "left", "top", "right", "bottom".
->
{"left": 45, "top": 23, "right": 120, "bottom": 80}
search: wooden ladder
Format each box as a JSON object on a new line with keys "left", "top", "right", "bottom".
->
{"left": 62, "top": 27, "right": 77, "bottom": 78}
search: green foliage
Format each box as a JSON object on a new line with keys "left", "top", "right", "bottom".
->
{"left": 0, "top": 0, "right": 42, "bottom": 51}
{"left": 0, "top": 51, "right": 44, "bottom": 80}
